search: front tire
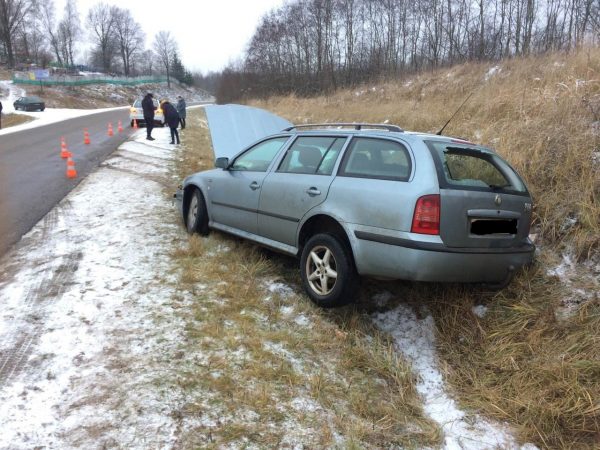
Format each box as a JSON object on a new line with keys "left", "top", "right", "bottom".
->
{"left": 185, "top": 188, "right": 209, "bottom": 235}
{"left": 300, "top": 233, "right": 358, "bottom": 308}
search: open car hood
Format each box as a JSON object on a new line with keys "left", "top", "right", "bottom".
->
{"left": 204, "top": 104, "right": 293, "bottom": 159}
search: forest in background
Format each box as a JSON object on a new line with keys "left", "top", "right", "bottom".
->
{"left": 209, "top": 0, "right": 600, "bottom": 102}
{"left": 0, "top": 0, "right": 192, "bottom": 85}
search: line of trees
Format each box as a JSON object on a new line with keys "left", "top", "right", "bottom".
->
{"left": 0, "top": 0, "right": 193, "bottom": 85}
{"left": 216, "top": 0, "right": 600, "bottom": 102}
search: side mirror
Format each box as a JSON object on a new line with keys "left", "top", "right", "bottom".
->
{"left": 215, "top": 157, "right": 229, "bottom": 169}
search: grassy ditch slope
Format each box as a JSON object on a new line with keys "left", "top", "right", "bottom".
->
{"left": 172, "top": 49, "right": 598, "bottom": 449}
{"left": 247, "top": 49, "right": 599, "bottom": 448}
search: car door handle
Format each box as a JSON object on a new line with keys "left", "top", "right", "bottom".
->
{"left": 249, "top": 181, "right": 260, "bottom": 190}
{"left": 305, "top": 187, "right": 321, "bottom": 196}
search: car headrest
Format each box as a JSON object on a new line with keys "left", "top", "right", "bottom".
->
{"left": 297, "top": 146, "right": 322, "bottom": 168}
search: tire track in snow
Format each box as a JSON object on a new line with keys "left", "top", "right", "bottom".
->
{"left": 0, "top": 202, "right": 82, "bottom": 385}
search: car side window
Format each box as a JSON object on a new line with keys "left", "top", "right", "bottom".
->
{"left": 278, "top": 137, "right": 346, "bottom": 175}
{"left": 339, "top": 137, "right": 411, "bottom": 181}
{"left": 231, "top": 137, "right": 289, "bottom": 172}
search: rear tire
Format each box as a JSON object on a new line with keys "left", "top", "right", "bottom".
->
{"left": 186, "top": 188, "right": 209, "bottom": 236}
{"left": 300, "top": 233, "right": 358, "bottom": 308}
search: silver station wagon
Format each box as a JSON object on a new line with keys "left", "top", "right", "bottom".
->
{"left": 176, "top": 122, "right": 534, "bottom": 307}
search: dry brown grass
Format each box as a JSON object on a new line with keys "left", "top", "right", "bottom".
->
{"left": 250, "top": 48, "right": 600, "bottom": 262}
{"left": 248, "top": 48, "right": 600, "bottom": 449}
{"left": 169, "top": 110, "right": 439, "bottom": 448}
{"left": 1, "top": 113, "right": 32, "bottom": 129}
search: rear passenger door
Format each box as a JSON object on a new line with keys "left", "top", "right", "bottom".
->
{"left": 258, "top": 136, "right": 348, "bottom": 246}
{"left": 327, "top": 137, "right": 416, "bottom": 232}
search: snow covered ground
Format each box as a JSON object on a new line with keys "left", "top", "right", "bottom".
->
{"left": 0, "top": 106, "right": 537, "bottom": 449}
{"left": 0, "top": 128, "right": 189, "bottom": 448}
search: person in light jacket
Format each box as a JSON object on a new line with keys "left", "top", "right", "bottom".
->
{"left": 176, "top": 96, "right": 186, "bottom": 129}
{"left": 161, "top": 100, "right": 180, "bottom": 144}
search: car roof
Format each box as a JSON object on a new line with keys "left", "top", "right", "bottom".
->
{"left": 287, "top": 126, "right": 492, "bottom": 152}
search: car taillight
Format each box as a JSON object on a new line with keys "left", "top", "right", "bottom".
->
{"left": 157, "top": 108, "right": 162, "bottom": 114}
{"left": 411, "top": 194, "right": 440, "bottom": 235}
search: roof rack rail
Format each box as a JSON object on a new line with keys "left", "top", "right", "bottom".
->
{"left": 283, "top": 123, "right": 403, "bottom": 132}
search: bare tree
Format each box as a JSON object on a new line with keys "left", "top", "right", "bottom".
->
{"left": 37, "top": 0, "right": 63, "bottom": 65}
{"left": 154, "top": 30, "right": 177, "bottom": 87}
{"left": 113, "top": 7, "right": 142, "bottom": 76}
{"left": 87, "top": 2, "right": 117, "bottom": 72}
{"left": 58, "top": 0, "right": 80, "bottom": 66}
{"left": 0, "top": 0, "right": 33, "bottom": 67}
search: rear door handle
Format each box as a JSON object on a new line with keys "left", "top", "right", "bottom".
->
{"left": 249, "top": 181, "right": 260, "bottom": 190}
{"left": 306, "top": 187, "right": 321, "bottom": 196}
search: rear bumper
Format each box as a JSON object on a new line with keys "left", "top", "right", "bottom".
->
{"left": 352, "top": 229, "right": 534, "bottom": 283}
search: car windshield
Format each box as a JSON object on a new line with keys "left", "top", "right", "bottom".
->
{"left": 426, "top": 141, "right": 527, "bottom": 193}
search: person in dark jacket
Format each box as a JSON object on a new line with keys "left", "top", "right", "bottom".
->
{"left": 141, "top": 93, "right": 156, "bottom": 140}
{"left": 176, "top": 96, "right": 186, "bottom": 129}
{"left": 161, "top": 100, "right": 180, "bottom": 144}
{"left": 0, "top": 100, "right": 3, "bottom": 129}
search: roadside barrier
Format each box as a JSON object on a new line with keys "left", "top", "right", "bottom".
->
{"left": 107, "top": 123, "right": 114, "bottom": 137}
{"left": 66, "top": 157, "right": 77, "bottom": 179}
{"left": 117, "top": 120, "right": 123, "bottom": 133}
{"left": 84, "top": 129, "right": 91, "bottom": 145}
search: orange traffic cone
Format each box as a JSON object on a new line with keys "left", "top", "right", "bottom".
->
{"left": 117, "top": 120, "right": 123, "bottom": 133}
{"left": 84, "top": 128, "right": 91, "bottom": 145}
{"left": 107, "top": 123, "right": 114, "bottom": 136}
{"left": 60, "top": 139, "right": 70, "bottom": 158}
{"left": 66, "top": 157, "right": 77, "bottom": 178}
{"left": 133, "top": 119, "right": 138, "bottom": 129}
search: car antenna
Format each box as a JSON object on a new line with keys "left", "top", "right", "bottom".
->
{"left": 436, "top": 92, "right": 474, "bottom": 136}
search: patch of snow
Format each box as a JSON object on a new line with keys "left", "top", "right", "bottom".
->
{"left": 266, "top": 281, "right": 295, "bottom": 298}
{"left": 294, "top": 314, "right": 310, "bottom": 327}
{"left": 472, "top": 305, "right": 488, "bottom": 318}
{"left": 591, "top": 148, "right": 600, "bottom": 166}
{"left": 372, "top": 304, "right": 536, "bottom": 450}
{"left": 474, "top": 130, "right": 482, "bottom": 140}
{"left": 484, "top": 66, "right": 501, "bottom": 81}
{"left": 547, "top": 253, "right": 575, "bottom": 281}
{"left": 290, "top": 396, "right": 320, "bottom": 413}
{"left": 263, "top": 342, "right": 305, "bottom": 373}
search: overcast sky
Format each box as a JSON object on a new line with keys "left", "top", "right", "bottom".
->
{"left": 55, "top": 0, "right": 286, "bottom": 73}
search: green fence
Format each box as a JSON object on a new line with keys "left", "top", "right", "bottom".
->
{"left": 12, "top": 74, "right": 168, "bottom": 87}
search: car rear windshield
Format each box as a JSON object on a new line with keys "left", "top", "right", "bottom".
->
{"left": 426, "top": 141, "right": 527, "bottom": 194}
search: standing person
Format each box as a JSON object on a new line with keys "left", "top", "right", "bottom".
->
{"left": 0, "top": 100, "right": 3, "bottom": 129}
{"left": 161, "top": 100, "right": 180, "bottom": 144}
{"left": 176, "top": 95, "right": 186, "bottom": 129}
{"left": 141, "top": 92, "right": 156, "bottom": 140}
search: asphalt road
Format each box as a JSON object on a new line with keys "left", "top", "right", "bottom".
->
{"left": 0, "top": 108, "right": 136, "bottom": 257}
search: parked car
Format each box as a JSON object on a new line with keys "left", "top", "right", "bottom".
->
{"left": 13, "top": 96, "right": 45, "bottom": 111}
{"left": 175, "top": 123, "right": 535, "bottom": 307}
{"left": 129, "top": 98, "right": 164, "bottom": 127}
